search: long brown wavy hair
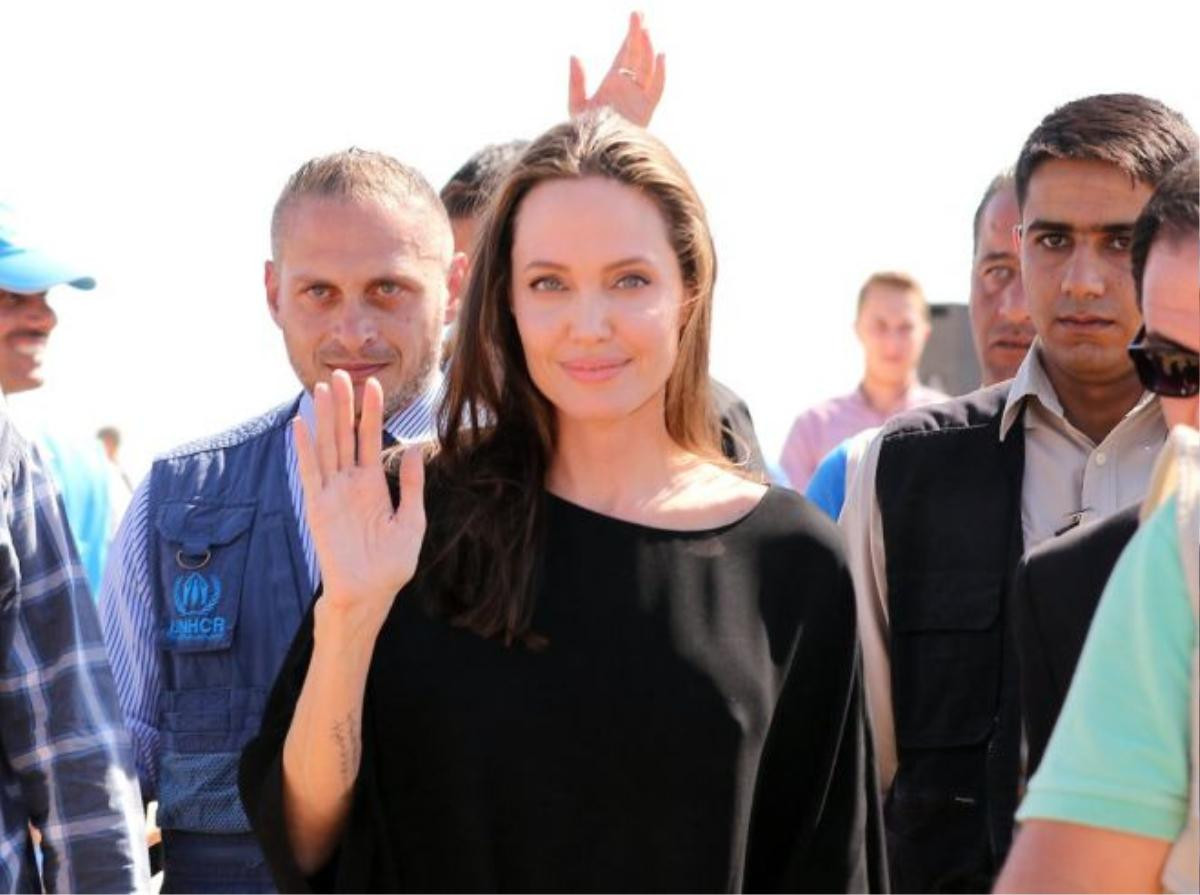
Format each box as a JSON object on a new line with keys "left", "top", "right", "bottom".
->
{"left": 423, "top": 110, "right": 722, "bottom": 645}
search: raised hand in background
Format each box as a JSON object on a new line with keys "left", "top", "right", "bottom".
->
{"left": 569, "top": 11, "right": 666, "bottom": 127}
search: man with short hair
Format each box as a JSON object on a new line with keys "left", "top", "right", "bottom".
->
{"left": 441, "top": 139, "right": 530, "bottom": 256}
{"left": 840, "top": 93, "right": 1197, "bottom": 892}
{"left": 780, "top": 271, "right": 946, "bottom": 492}
{"left": 997, "top": 155, "right": 1200, "bottom": 894}
{"left": 969, "top": 171, "right": 1034, "bottom": 386}
{"left": 99, "top": 149, "right": 465, "bottom": 892}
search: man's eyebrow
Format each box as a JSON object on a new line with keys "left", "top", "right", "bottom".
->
{"left": 1025, "top": 219, "right": 1137, "bottom": 234}
{"left": 1024, "top": 219, "right": 1071, "bottom": 233}
{"left": 368, "top": 274, "right": 423, "bottom": 289}
{"left": 288, "top": 273, "right": 334, "bottom": 286}
{"left": 978, "top": 250, "right": 1016, "bottom": 264}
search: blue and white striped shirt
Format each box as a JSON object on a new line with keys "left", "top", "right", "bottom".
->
{"left": 0, "top": 401, "right": 149, "bottom": 893}
{"left": 98, "top": 379, "right": 442, "bottom": 796}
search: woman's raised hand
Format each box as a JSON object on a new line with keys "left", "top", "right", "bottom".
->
{"left": 294, "top": 370, "right": 426, "bottom": 634}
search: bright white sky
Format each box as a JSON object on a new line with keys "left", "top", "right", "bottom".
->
{"left": 4, "top": 0, "right": 1198, "bottom": 479}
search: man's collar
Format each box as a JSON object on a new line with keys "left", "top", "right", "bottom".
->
{"left": 999, "top": 340, "right": 1159, "bottom": 441}
{"left": 297, "top": 370, "right": 444, "bottom": 443}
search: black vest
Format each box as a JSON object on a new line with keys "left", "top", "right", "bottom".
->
{"left": 875, "top": 383, "right": 1025, "bottom": 893}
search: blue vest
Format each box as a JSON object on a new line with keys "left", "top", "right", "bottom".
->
{"left": 147, "top": 400, "right": 311, "bottom": 893}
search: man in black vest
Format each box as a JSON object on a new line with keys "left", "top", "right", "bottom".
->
{"left": 1012, "top": 155, "right": 1200, "bottom": 780}
{"left": 840, "top": 94, "right": 1197, "bottom": 892}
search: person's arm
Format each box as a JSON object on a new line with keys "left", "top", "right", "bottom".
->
{"left": 281, "top": 372, "right": 428, "bottom": 875}
{"left": 996, "top": 820, "right": 1170, "bottom": 893}
{"left": 97, "top": 476, "right": 162, "bottom": 799}
{"left": 1, "top": 438, "right": 148, "bottom": 893}
{"left": 838, "top": 431, "right": 897, "bottom": 789}
{"left": 744, "top": 530, "right": 887, "bottom": 892}
{"left": 805, "top": 442, "right": 849, "bottom": 520}
{"left": 567, "top": 12, "right": 665, "bottom": 127}
{"left": 997, "top": 497, "right": 1193, "bottom": 893}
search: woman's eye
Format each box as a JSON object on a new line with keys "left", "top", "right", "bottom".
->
{"left": 614, "top": 273, "right": 649, "bottom": 289}
{"left": 530, "top": 276, "right": 566, "bottom": 292}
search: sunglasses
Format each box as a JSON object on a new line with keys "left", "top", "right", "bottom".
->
{"left": 1128, "top": 325, "right": 1199, "bottom": 398}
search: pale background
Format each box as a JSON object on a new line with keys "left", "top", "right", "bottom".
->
{"left": 3, "top": 0, "right": 1197, "bottom": 480}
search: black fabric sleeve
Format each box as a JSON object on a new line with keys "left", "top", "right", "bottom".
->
{"left": 1010, "top": 556, "right": 1059, "bottom": 776}
{"left": 743, "top": 554, "right": 888, "bottom": 893}
{"left": 239, "top": 597, "right": 399, "bottom": 894}
{"left": 237, "top": 601, "right": 324, "bottom": 893}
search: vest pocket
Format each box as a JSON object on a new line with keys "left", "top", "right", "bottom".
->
{"left": 157, "top": 750, "right": 252, "bottom": 834}
{"left": 890, "top": 572, "right": 1003, "bottom": 748}
{"left": 156, "top": 501, "right": 256, "bottom": 652}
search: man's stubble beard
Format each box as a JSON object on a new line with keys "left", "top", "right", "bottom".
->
{"left": 382, "top": 335, "right": 440, "bottom": 420}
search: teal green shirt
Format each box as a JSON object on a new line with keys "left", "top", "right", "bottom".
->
{"left": 1018, "top": 495, "right": 1194, "bottom": 841}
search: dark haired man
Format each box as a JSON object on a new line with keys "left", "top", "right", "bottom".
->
{"left": 970, "top": 172, "right": 1034, "bottom": 386}
{"left": 840, "top": 94, "right": 1197, "bottom": 892}
{"left": 441, "top": 139, "right": 530, "bottom": 256}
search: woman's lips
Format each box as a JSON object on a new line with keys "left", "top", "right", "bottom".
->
{"left": 559, "top": 358, "right": 631, "bottom": 382}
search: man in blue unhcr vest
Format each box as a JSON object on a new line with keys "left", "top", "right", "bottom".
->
{"left": 97, "top": 151, "right": 467, "bottom": 893}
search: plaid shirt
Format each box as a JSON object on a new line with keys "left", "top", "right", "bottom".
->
{"left": 0, "top": 404, "right": 148, "bottom": 893}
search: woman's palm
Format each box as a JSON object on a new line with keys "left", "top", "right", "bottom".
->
{"left": 295, "top": 372, "right": 426, "bottom": 621}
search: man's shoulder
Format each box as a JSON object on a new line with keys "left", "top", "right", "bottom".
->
{"left": 790, "top": 390, "right": 864, "bottom": 427}
{"left": 880, "top": 381, "right": 1011, "bottom": 441}
{"left": 154, "top": 398, "right": 301, "bottom": 464}
{"left": 0, "top": 406, "right": 30, "bottom": 487}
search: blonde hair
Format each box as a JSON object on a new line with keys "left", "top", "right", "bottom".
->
{"left": 856, "top": 270, "right": 929, "bottom": 320}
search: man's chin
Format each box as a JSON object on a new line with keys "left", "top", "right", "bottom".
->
{"left": 1042, "top": 341, "right": 1134, "bottom": 382}
{"left": 0, "top": 372, "right": 45, "bottom": 394}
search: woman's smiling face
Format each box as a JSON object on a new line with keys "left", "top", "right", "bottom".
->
{"left": 510, "top": 176, "right": 687, "bottom": 426}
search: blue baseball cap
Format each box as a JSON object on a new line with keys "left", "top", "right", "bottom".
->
{"left": 0, "top": 204, "right": 95, "bottom": 293}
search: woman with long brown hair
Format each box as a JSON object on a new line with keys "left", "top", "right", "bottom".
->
{"left": 239, "top": 111, "right": 883, "bottom": 892}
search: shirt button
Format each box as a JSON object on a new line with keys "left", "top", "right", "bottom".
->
{"left": 1095, "top": 452, "right": 1108, "bottom": 466}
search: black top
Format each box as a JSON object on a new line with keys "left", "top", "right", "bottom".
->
{"left": 1012, "top": 502, "right": 1140, "bottom": 775}
{"left": 239, "top": 486, "right": 885, "bottom": 893}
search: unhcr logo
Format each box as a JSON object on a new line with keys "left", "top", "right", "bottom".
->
{"left": 173, "top": 572, "right": 222, "bottom": 616}
{"left": 166, "top": 572, "right": 228, "bottom": 644}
